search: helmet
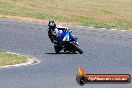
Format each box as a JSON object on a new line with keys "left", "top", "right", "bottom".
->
{"left": 48, "top": 21, "right": 56, "bottom": 29}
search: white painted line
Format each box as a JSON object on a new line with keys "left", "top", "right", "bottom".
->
{"left": 0, "top": 52, "right": 40, "bottom": 69}
{"left": 110, "top": 29, "right": 117, "bottom": 30}
{"left": 101, "top": 28, "right": 106, "bottom": 29}
{"left": 121, "top": 30, "right": 126, "bottom": 32}
{"left": 6, "top": 52, "right": 20, "bottom": 56}
{"left": 89, "top": 27, "right": 94, "bottom": 28}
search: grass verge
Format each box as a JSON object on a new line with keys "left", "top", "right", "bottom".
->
{"left": 0, "top": 0, "right": 132, "bottom": 29}
{"left": 0, "top": 51, "right": 28, "bottom": 66}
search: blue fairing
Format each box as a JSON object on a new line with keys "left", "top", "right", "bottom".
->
{"left": 57, "top": 30, "right": 78, "bottom": 47}
{"left": 53, "top": 29, "right": 82, "bottom": 54}
{"left": 57, "top": 30, "right": 70, "bottom": 42}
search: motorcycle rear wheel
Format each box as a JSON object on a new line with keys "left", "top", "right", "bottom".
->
{"left": 54, "top": 45, "right": 62, "bottom": 54}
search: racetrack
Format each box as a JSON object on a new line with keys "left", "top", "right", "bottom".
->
{"left": 0, "top": 18, "right": 132, "bottom": 88}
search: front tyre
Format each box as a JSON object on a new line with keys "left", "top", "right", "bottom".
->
{"left": 71, "top": 43, "right": 83, "bottom": 54}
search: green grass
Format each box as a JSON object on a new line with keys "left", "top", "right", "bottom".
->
{"left": 0, "top": 51, "right": 28, "bottom": 66}
{"left": 0, "top": 0, "right": 132, "bottom": 29}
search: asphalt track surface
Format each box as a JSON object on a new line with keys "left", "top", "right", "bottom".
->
{"left": 0, "top": 18, "right": 132, "bottom": 88}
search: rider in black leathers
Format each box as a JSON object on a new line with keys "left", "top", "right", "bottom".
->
{"left": 48, "top": 21, "right": 72, "bottom": 43}
{"left": 48, "top": 21, "right": 57, "bottom": 43}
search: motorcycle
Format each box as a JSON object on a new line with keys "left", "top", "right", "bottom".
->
{"left": 53, "top": 28, "right": 83, "bottom": 54}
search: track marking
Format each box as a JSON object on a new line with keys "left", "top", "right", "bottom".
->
{"left": 100, "top": 28, "right": 106, "bottom": 29}
{"left": 89, "top": 27, "right": 94, "bottom": 28}
{"left": 110, "top": 29, "right": 117, "bottom": 30}
{"left": 121, "top": 30, "right": 126, "bottom": 32}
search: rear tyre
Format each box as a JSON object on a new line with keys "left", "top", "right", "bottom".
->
{"left": 71, "top": 43, "right": 83, "bottom": 54}
{"left": 54, "top": 45, "right": 62, "bottom": 54}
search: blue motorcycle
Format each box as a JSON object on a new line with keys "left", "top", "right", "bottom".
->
{"left": 53, "top": 28, "right": 83, "bottom": 54}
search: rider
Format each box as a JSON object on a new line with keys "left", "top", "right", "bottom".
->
{"left": 48, "top": 21, "right": 73, "bottom": 43}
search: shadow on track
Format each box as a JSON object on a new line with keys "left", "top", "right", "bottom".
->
{"left": 45, "top": 52, "right": 77, "bottom": 55}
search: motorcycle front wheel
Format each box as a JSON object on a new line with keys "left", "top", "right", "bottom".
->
{"left": 71, "top": 43, "right": 83, "bottom": 54}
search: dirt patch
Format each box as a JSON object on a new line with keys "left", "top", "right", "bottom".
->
{"left": 0, "top": 14, "right": 79, "bottom": 25}
{"left": 128, "top": 28, "right": 132, "bottom": 31}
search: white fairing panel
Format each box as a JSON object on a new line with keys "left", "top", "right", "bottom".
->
{"left": 63, "top": 35, "right": 70, "bottom": 41}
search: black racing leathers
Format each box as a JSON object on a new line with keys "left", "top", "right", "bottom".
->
{"left": 48, "top": 28, "right": 56, "bottom": 43}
